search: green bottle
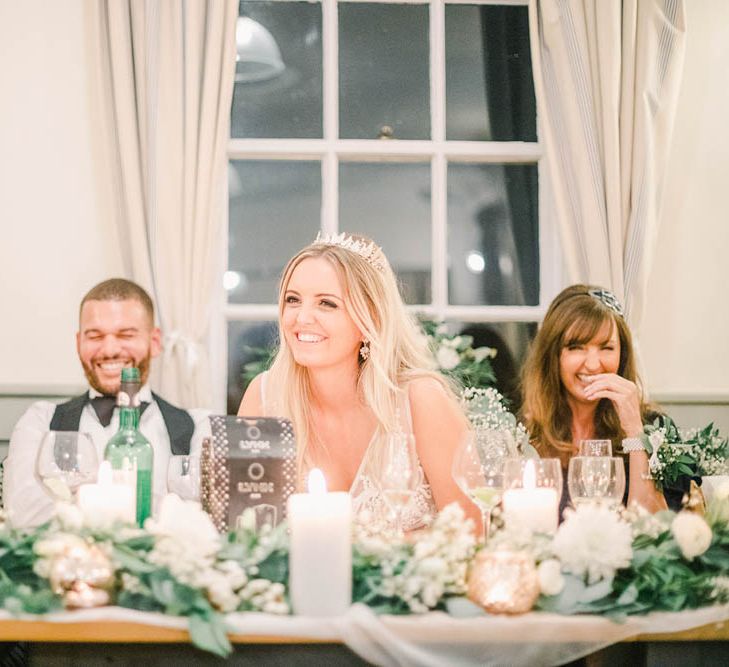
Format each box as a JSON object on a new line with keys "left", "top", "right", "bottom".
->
{"left": 103, "top": 367, "right": 153, "bottom": 526}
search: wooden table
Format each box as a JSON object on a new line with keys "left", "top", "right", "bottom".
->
{"left": 0, "top": 615, "right": 727, "bottom": 666}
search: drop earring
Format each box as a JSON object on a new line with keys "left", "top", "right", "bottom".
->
{"left": 359, "top": 340, "right": 370, "bottom": 361}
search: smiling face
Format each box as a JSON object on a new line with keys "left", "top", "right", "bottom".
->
{"left": 281, "top": 257, "right": 364, "bottom": 372}
{"left": 76, "top": 299, "right": 161, "bottom": 395}
{"left": 559, "top": 319, "right": 621, "bottom": 406}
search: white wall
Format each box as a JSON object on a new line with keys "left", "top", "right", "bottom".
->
{"left": 0, "top": 0, "right": 121, "bottom": 390}
{"left": 640, "top": 0, "right": 729, "bottom": 399}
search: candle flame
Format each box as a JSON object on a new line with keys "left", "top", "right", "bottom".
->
{"left": 524, "top": 459, "right": 536, "bottom": 489}
{"left": 307, "top": 468, "right": 327, "bottom": 495}
{"left": 98, "top": 460, "right": 112, "bottom": 485}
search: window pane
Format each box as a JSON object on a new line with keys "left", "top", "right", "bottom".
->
{"left": 339, "top": 162, "right": 431, "bottom": 304}
{"left": 231, "top": 2, "right": 322, "bottom": 138}
{"left": 439, "top": 320, "right": 537, "bottom": 410}
{"left": 445, "top": 5, "right": 536, "bottom": 141}
{"left": 228, "top": 161, "right": 321, "bottom": 304}
{"left": 228, "top": 320, "right": 278, "bottom": 415}
{"left": 339, "top": 4, "right": 430, "bottom": 139}
{"left": 447, "top": 163, "right": 539, "bottom": 306}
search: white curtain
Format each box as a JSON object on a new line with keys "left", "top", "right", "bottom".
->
{"left": 529, "top": 0, "right": 686, "bottom": 329}
{"left": 89, "top": 0, "right": 237, "bottom": 408}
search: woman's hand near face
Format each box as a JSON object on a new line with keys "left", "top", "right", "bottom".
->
{"left": 581, "top": 373, "right": 643, "bottom": 436}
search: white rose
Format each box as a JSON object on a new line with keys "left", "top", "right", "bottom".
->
{"left": 648, "top": 431, "right": 664, "bottom": 450}
{"left": 473, "top": 346, "right": 497, "bottom": 362}
{"left": 671, "top": 512, "right": 712, "bottom": 560}
{"left": 436, "top": 346, "right": 460, "bottom": 370}
{"left": 537, "top": 559, "right": 565, "bottom": 596}
{"left": 146, "top": 494, "right": 220, "bottom": 560}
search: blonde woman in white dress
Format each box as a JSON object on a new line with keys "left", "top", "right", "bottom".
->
{"left": 238, "top": 233, "right": 479, "bottom": 532}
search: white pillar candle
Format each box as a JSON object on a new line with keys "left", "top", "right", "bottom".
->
{"left": 77, "top": 461, "right": 136, "bottom": 528}
{"left": 502, "top": 460, "right": 559, "bottom": 533}
{"left": 287, "top": 469, "right": 352, "bottom": 616}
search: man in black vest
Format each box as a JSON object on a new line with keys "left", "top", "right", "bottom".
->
{"left": 4, "top": 279, "right": 209, "bottom": 527}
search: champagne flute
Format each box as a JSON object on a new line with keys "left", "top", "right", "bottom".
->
{"left": 578, "top": 439, "right": 612, "bottom": 457}
{"left": 372, "top": 433, "right": 422, "bottom": 533}
{"left": 35, "top": 431, "right": 98, "bottom": 502}
{"left": 452, "top": 433, "right": 504, "bottom": 540}
{"left": 167, "top": 454, "right": 201, "bottom": 501}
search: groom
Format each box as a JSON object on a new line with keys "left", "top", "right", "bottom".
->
{"left": 4, "top": 278, "right": 209, "bottom": 527}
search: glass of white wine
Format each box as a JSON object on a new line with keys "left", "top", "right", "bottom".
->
{"left": 371, "top": 432, "right": 422, "bottom": 533}
{"left": 452, "top": 433, "right": 504, "bottom": 541}
{"left": 35, "top": 431, "right": 98, "bottom": 501}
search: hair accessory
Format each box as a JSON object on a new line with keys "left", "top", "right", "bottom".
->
{"left": 359, "top": 340, "right": 370, "bottom": 361}
{"left": 588, "top": 288, "right": 624, "bottom": 317}
{"left": 621, "top": 437, "right": 645, "bottom": 453}
{"left": 313, "top": 232, "right": 386, "bottom": 272}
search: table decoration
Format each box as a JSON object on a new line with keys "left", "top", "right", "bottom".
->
{"left": 467, "top": 550, "right": 540, "bottom": 614}
{"left": 77, "top": 461, "right": 135, "bottom": 528}
{"left": 287, "top": 468, "right": 352, "bottom": 616}
{"left": 502, "top": 459, "right": 561, "bottom": 533}
{"left": 642, "top": 415, "right": 729, "bottom": 491}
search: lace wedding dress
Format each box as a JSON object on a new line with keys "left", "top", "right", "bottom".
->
{"left": 260, "top": 373, "right": 436, "bottom": 530}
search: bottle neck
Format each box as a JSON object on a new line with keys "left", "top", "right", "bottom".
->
{"left": 118, "top": 406, "right": 140, "bottom": 430}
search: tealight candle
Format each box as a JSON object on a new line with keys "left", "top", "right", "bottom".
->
{"left": 77, "top": 461, "right": 136, "bottom": 528}
{"left": 287, "top": 469, "right": 352, "bottom": 616}
{"left": 502, "top": 459, "right": 561, "bottom": 533}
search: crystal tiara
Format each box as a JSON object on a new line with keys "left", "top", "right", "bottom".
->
{"left": 312, "top": 232, "right": 387, "bottom": 272}
{"left": 588, "top": 288, "right": 624, "bottom": 317}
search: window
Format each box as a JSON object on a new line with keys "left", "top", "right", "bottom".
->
{"left": 225, "top": 0, "right": 558, "bottom": 414}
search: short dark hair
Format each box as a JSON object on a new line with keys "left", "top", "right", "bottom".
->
{"left": 80, "top": 278, "right": 155, "bottom": 325}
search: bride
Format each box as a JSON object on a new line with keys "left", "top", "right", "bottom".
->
{"left": 238, "top": 233, "right": 479, "bottom": 532}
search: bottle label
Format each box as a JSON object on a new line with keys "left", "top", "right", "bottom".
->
{"left": 117, "top": 389, "right": 141, "bottom": 408}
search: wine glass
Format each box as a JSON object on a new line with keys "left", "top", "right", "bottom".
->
{"left": 371, "top": 433, "right": 422, "bottom": 533}
{"left": 35, "top": 431, "right": 98, "bottom": 501}
{"left": 568, "top": 456, "right": 625, "bottom": 507}
{"left": 167, "top": 454, "right": 201, "bottom": 501}
{"left": 452, "top": 433, "right": 504, "bottom": 541}
{"left": 578, "top": 439, "right": 613, "bottom": 457}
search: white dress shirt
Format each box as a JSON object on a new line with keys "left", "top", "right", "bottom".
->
{"left": 3, "top": 385, "right": 210, "bottom": 528}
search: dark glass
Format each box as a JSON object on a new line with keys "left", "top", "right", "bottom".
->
{"left": 339, "top": 162, "right": 431, "bottom": 304}
{"left": 445, "top": 5, "right": 536, "bottom": 141}
{"left": 447, "top": 163, "right": 539, "bottom": 306}
{"left": 231, "top": 2, "right": 322, "bottom": 138}
{"left": 339, "top": 3, "right": 430, "bottom": 139}
{"left": 228, "top": 160, "right": 321, "bottom": 304}
{"left": 227, "top": 320, "right": 279, "bottom": 415}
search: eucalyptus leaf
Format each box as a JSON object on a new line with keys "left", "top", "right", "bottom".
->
{"left": 188, "top": 612, "right": 232, "bottom": 658}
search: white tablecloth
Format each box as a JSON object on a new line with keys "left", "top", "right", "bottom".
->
{"left": 4, "top": 603, "right": 729, "bottom": 667}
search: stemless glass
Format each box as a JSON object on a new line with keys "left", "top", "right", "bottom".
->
{"left": 452, "top": 433, "right": 504, "bottom": 540}
{"left": 578, "top": 439, "right": 613, "bottom": 457}
{"left": 167, "top": 454, "right": 201, "bottom": 501}
{"left": 372, "top": 433, "right": 423, "bottom": 533}
{"left": 35, "top": 431, "right": 98, "bottom": 501}
{"left": 567, "top": 456, "right": 625, "bottom": 507}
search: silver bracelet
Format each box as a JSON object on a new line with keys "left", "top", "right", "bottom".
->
{"left": 621, "top": 437, "right": 645, "bottom": 453}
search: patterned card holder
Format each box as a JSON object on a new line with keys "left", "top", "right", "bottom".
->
{"left": 202, "top": 416, "right": 297, "bottom": 533}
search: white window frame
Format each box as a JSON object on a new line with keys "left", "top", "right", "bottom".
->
{"left": 218, "top": 0, "right": 561, "bottom": 409}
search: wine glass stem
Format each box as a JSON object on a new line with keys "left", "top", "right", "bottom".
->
{"left": 481, "top": 509, "right": 492, "bottom": 542}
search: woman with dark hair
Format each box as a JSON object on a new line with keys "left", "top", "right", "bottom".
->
{"left": 520, "top": 284, "right": 669, "bottom": 513}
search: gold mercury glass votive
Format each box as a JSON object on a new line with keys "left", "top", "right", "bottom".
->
{"left": 467, "top": 550, "right": 540, "bottom": 614}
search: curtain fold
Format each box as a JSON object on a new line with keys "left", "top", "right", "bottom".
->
{"left": 91, "top": 0, "right": 238, "bottom": 408}
{"left": 528, "top": 0, "right": 686, "bottom": 331}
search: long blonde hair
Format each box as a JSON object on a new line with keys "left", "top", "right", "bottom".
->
{"left": 520, "top": 284, "right": 650, "bottom": 464}
{"left": 265, "top": 235, "right": 452, "bottom": 472}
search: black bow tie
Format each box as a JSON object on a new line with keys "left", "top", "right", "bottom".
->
{"left": 89, "top": 395, "right": 150, "bottom": 427}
